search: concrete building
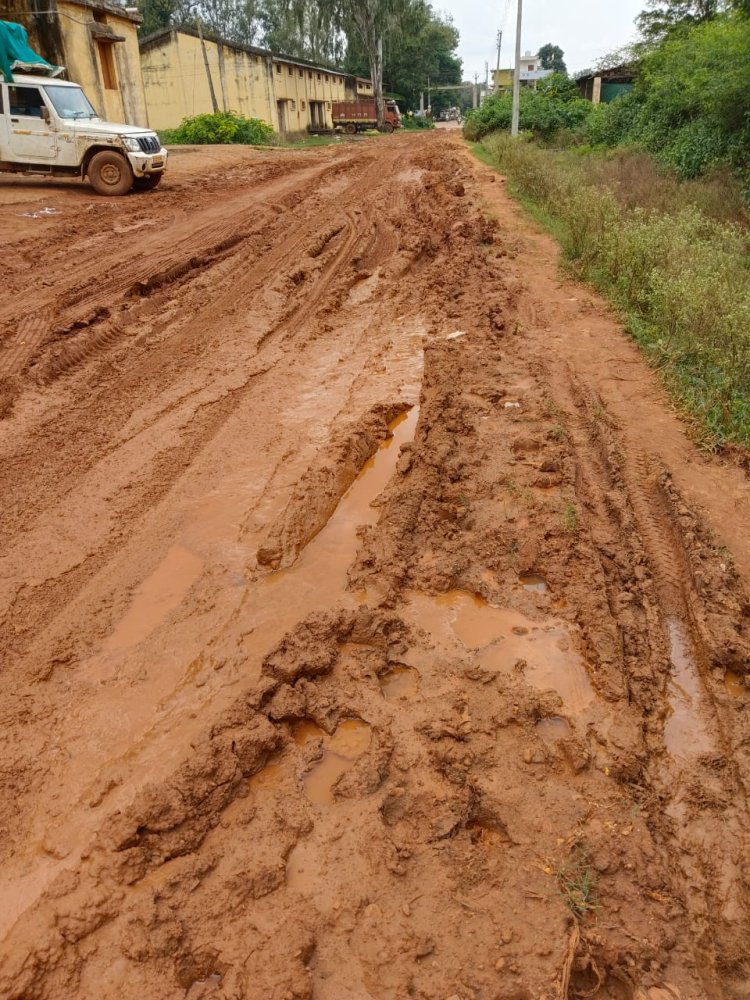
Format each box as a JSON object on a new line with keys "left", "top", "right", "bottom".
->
{"left": 0, "top": 0, "right": 148, "bottom": 126}
{"left": 577, "top": 65, "right": 635, "bottom": 105}
{"left": 492, "top": 51, "right": 553, "bottom": 91}
{"left": 139, "top": 27, "right": 373, "bottom": 135}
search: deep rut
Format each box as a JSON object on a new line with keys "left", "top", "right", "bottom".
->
{"left": 1, "top": 134, "right": 750, "bottom": 1000}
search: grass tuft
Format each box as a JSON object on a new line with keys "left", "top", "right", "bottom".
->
{"left": 557, "top": 844, "right": 598, "bottom": 917}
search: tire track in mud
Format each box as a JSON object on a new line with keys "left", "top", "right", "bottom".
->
{"left": 1, "top": 150, "right": 393, "bottom": 401}
{"left": 556, "top": 367, "right": 750, "bottom": 996}
{"left": 0, "top": 141, "right": 428, "bottom": 893}
{"left": 0, "top": 309, "right": 52, "bottom": 382}
{"left": 0, "top": 141, "right": 444, "bottom": 993}
{"left": 0, "top": 155, "right": 359, "bottom": 386}
{"left": 7, "top": 135, "right": 750, "bottom": 999}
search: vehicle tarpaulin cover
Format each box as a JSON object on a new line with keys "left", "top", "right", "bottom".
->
{"left": 0, "top": 21, "right": 63, "bottom": 83}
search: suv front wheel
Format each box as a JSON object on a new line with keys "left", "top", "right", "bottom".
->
{"left": 88, "top": 150, "right": 133, "bottom": 196}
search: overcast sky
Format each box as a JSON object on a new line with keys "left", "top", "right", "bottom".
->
{"left": 440, "top": 0, "right": 645, "bottom": 79}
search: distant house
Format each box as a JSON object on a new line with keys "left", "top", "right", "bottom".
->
{"left": 139, "top": 27, "right": 373, "bottom": 135}
{"left": 0, "top": 0, "right": 149, "bottom": 125}
{"left": 492, "top": 51, "right": 553, "bottom": 91}
{"left": 577, "top": 65, "right": 635, "bottom": 105}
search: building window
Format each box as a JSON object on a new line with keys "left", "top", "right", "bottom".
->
{"left": 298, "top": 69, "right": 303, "bottom": 77}
{"left": 276, "top": 64, "right": 282, "bottom": 74}
{"left": 326, "top": 101, "right": 331, "bottom": 109}
{"left": 97, "top": 40, "right": 117, "bottom": 90}
{"left": 301, "top": 100, "right": 306, "bottom": 109}
{"left": 317, "top": 72, "right": 321, "bottom": 80}
{"left": 288, "top": 65, "right": 293, "bottom": 75}
{"left": 527, "top": 64, "right": 534, "bottom": 71}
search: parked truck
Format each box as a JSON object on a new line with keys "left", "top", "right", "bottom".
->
{"left": 331, "top": 99, "right": 402, "bottom": 134}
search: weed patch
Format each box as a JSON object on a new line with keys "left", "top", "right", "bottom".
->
{"left": 474, "top": 134, "right": 750, "bottom": 449}
{"left": 557, "top": 844, "right": 598, "bottom": 917}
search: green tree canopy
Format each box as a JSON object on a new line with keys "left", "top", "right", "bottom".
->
{"left": 636, "top": 0, "right": 722, "bottom": 43}
{"left": 538, "top": 42, "right": 566, "bottom": 74}
{"left": 345, "top": 2, "right": 461, "bottom": 111}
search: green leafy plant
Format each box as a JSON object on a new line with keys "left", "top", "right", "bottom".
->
{"left": 160, "top": 111, "right": 275, "bottom": 146}
{"left": 463, "top": 75, "right": 592, "bottom": 142}
{"left": 401, "top": 115, "right": 435, "bottom": 130}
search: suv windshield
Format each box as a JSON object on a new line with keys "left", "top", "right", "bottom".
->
{"left": 44, "top": 85, "right": 98, "bottom": 120}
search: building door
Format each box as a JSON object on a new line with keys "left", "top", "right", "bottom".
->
{"left": 276, "top": 99, "right": 286, "bottom": 134}
{"left": 309, "top": 101, "right": 325, "bottom": 130}
{"left": 4, "top": 84, "right": 57, "bottom": 161}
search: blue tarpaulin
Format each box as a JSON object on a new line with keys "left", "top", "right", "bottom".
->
{"left": 0, "top": 20, "right": 63, "bottom": 83}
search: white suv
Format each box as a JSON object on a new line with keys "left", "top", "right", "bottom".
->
{"left": 0, "top": 73, "right": 167, "bottom": 195}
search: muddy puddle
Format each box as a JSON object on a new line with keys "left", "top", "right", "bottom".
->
{"left": 725, "top": 669, "right": 747, "bottom": 698}
{"left": 663, "top": 619, "right": 715, "bottom": 756}
{"left": 297, "top": 719, "right": 372, "bottom": 805}
{"left": 249, "top": 718, "right": 372, "bottom": 807}
{"left": 518, "top": 573, "right": 548, "bottom": 593}
{"left": 379, "top": 665, "right": 420, "bottom": 700}
{"left": 536, "top": 716, "right": 571, "bottom": 744}
{"left": 240, "top": 406, "right": 420, "bottom": 645}
{"left": 407, "top": 590, "right": 594, "bottom": 715}
{"left": 104, "top": 545, "right": 203, "bottom": 655}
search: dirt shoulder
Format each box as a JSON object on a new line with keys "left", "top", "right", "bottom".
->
{"left": 0, "top": 133, "right": 749, "bottom": 1000}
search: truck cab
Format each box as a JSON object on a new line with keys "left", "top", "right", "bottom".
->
{"left": 0, "top": 74, "right": 167, "bottom": 195}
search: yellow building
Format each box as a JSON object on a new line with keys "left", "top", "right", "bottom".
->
{"left": 0, "top": 0, "right": 148, "bottom": 125}
{"left": 139, "top": 27, "right": 373, "bottom": 135}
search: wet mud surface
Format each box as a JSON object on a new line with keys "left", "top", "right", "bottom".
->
{"left": 1, "top": 134, "right": 749, "bottom": 999}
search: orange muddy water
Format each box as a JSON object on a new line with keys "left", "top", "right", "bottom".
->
{"left": 1, "top": 135, "right": 750, "bottom": 1000}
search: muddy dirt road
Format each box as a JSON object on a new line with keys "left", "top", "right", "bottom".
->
{"left": 1, "top": 133, "right": 749, "bottom": 1000}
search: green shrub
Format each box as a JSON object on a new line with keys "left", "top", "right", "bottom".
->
{"left": 402, "top": 115, "right": 435, "bottom": 130}
{"left": 464, "top": 77, "right": 593, "bottom": 142}
{"left": 160, "top": 111, "right": 274, "bottom": 146}
{"left": 478, "top": 132, "right": 750, "bottom": 447}
{"left": 583, "top": 15, "right": 750, "bottom": 186}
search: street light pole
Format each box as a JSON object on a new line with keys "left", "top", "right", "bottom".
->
{"left": 511, "top": 0, "right": 522, "bottom": 137}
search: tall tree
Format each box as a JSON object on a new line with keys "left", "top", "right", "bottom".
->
{"left": 346, "top": 3, "right": 461, "bottom": 111}
{"left": 636, "top": 0, "right": 722, "bottom": 43}
{"left": 260, "top": 0, "right": 345, "bottom": 63}
{"left": 338, "top": 0, "right": 412, "bottom": 125}
{"left": 538, "top": 42, "right": 566, "bottom": 74}
{"left": 137, "top": 0, "right": 177, "bottom": 36}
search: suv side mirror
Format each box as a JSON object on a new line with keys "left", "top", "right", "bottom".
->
{"left": 40, "top": 105, "right": 50, "bottom": 122}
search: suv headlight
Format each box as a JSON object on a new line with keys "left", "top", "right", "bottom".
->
{"left": 121, "top": 136, "right": 141, "bottom": 152}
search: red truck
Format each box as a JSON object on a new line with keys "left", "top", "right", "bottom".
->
{"left": 331, "top": 99, "right": 402, "bottom": 134}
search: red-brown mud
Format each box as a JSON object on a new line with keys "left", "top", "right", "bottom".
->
{"left": 0, "top": 133, "right": 749, "bottom": 1000}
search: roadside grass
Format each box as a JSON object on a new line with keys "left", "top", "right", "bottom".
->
{"left": 471, "top": 135, "right": 750, "bottom": 451}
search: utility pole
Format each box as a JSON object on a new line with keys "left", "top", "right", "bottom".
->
{"left": 511, "top": 0, "right": 522, "bottom": 137}
{"left": 496, "top": 29, "right": 503, "bottom": 72}
{"left": 427, "top": 75, "right": 431, "bottom": 115}
{"left": 473, "top": 72, "right": 479, "bottom": 109}
{"left": 196, "top": 16, "right": 219, "bottom": 114}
